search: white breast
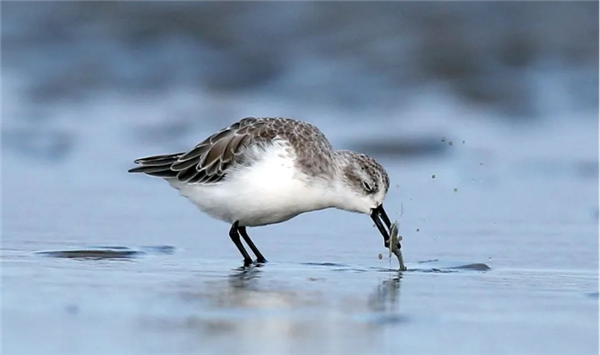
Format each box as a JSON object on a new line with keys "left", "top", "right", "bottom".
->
{"left": 168, "top": 140, "right": 336, "bottom": 226}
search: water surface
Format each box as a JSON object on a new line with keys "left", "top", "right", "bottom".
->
{"left": 3, "top": 116, "right": 598, "bottom": 354}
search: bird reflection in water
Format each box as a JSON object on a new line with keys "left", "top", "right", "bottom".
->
{"left": 369, "top": 272, "right": 403, "bottom": 313}
{"left": 228, "top": 264, "right": 264, "bottom": 290}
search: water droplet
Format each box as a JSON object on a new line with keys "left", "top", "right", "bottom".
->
{"left": 416, "top": 228, "right": 420, "bottom": 232}
{"left": 480, "top": 162, "right": 484, "bottom": 166}
{"left": 431, "top": 174, "right": 436, "bottom": 179}
{"left": 449, "top": 141, "right": 453, "bottom": 146}
{"left": 378, "top": 253, "right": 383, "bottom": 260}
{"left": 462, "top": 140, "right": 466, "bottom": 144}
{"left": 441, "top": 138, "right": 446, "bottom": 142}
{"left": 453, "top": 188, "right": 458, "bottom": 192}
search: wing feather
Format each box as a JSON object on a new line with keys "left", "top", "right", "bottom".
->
{"left": 129, "top": 117, "right": 332, "bottom": 185}
{"left": 175, "top": 144, "right": 207, "bottom": 163}
{"left": 170, "top": 156, "right": 201, "bottom": 171}
{"left": 129, "top": 119, "right": 265, "bottom": 184}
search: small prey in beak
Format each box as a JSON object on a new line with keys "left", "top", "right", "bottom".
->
{"left": 371, "top": 205, "right": 407, "bottom": 271}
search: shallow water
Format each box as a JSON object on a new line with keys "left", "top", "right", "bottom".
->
{"left": 2, "top": 245, "right": 597, "bottom": 355}
{"left": 2, "top": 3, "right": 599, "bottom": 353}
{"left": 2, "top": 113, "right": 598, "bottom": 354}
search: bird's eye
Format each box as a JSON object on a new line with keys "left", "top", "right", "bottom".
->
{"left": 362, "top": 181, "right": 374, "bottom": 193}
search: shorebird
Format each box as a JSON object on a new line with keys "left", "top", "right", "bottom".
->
{"left": 129, "top": 117, "right": 397, "bottom": 266}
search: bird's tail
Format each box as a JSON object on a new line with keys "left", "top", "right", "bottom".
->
{"left": 128, "top": 153, "right": 184, "bottom": 178}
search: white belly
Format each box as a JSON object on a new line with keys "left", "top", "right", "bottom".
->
{"left": 168, "top": 142, "right": 334, "bottom": 226}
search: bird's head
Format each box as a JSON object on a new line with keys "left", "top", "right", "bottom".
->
{"left": 334, "top": 150, "right": 392, "bottom": 242}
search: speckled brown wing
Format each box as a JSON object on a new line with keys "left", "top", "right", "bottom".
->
{"left": 129, "top": 117, "right": 336, "bottom": 184}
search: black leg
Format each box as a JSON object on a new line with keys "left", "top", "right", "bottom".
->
{"left": 229, "top": 221, "right": 252, "bottom": 266}
{"left": 238, "top": 226, "right": 267, "bottom": 263}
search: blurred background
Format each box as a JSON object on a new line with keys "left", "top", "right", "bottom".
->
{"left": 2, "top": 2, "right": 598, "bottom": 355}
{"left": 3, "top": 1, "right": 598, "bottom": 161}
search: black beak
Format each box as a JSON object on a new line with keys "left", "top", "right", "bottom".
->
{"left": 370, "top": 204, "right": 393, "bottom": 247}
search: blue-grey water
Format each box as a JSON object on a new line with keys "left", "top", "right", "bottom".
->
{"left": 2, "top": 2, "right": 598, "bottom": 355}
{"left": 3, "top": 114, "right": 598, "bottom": 354}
